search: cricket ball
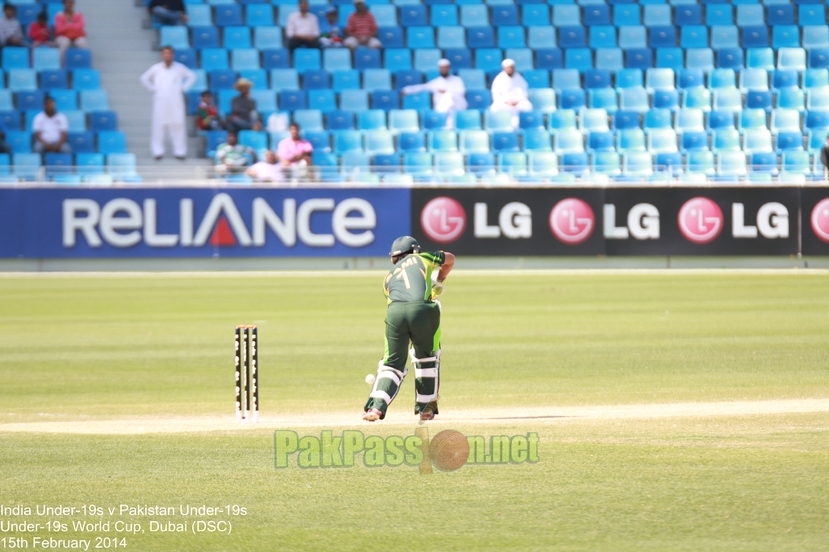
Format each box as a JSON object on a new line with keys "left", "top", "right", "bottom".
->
{"left": 429, "top": 429, "right": 469, "bottom": 472}
{"left": 365, "top": 374, "right": 376, "bottom": 384}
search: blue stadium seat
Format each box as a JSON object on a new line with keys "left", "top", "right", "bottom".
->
{"left": 553, "top": 4, "right": 580, "bottom": 26}
{"left": 559, "top": 27, "right": 586, "bottom": 49}
{"left": 15, "top": 91, "right": 44, "bottom": 112}
{"left": 40, "top": 70, "right": 67, "bottom": 90}
{"left": 201, "top": 48, "right": 229, "bottom": 71}
{"left": 491, "top": 5, "right": 519, "bottom": 26}
{"left": 385, "top": 49, "right": 412, "bottom": 72}
{"left": 338, "top": 90, "right": 369, "bottom": 112}
{"left": 262, "top": 49, "right": 290, "bottom": 69}
{"left": 444, "top": 48, "right": 472, "bottom": 69}
{"left": 253, "top": 27, "right": 282, "bottom": 50}
{"left": 223, "top": 26, "right": 251, "bottom": 49}
{"left": 407, "top": 27, "right": 435, "bottom": 48}
{"left": 395, "top": 69, "right": 423, "bottom": 90}
{"left": 584, "top": 5, "right": 610, "bottom": 26}
{"left": 626, "top": 49, "right": 653, "bottom": 70}
{"left": 432, "top": 5, "right": 458, "bottom": 26}
{"left": 466, "top": 89, "right": 491, "bottom": 110}
{"left": 498, "top": 26, "right": 526, "bottom": 49}
{"left": 613, "top": 5, "right": 641, "bottom": 27}
{"left": 270, "top": 68, "right": 298, "bottom": 91}
{"left": 174, "top": 48, "right": 198, "bottom": 69}
{"left": 33, "top": 48, "right": 61, "bottom": 71}
{"left": 98, "top": 131, "right": 127, "bottom": 154}
{"left": 302, "top": 69, "right": 330, "bottom": 90}
{"left": 437, "top": 26, "right": 466, "bottom": 49}
{"left": 675, "top": 5, "right": 701, "bottom": 26}
{"left": 279, "top": 90, "right": 306, "bottom": 111}
{"left": 247, "top": 6, "right": 275, "bottom": 26}
{"left": 89, "top": 111, "right": 118, "bottom": 132}
{"left": 537, "top": 49, "right": 563, "bottom": 70}
{"left": 326, "top": 110, "right": 355, "bottom": 130}
{"left": 363, "top": 69, "right": 391, "bottom": 92}
{"left": 192, "top": 27, "right": 221, "bottom": 49}
{"left": 589, "top": 26, "right": 617, "bottom": 49}
{"left": 215, "top": 4, "right": 243, "bottom": 26}
{"left": 398, "top": 132, "right": 426, "bottom": 153}
{"left": 772, "top": 26, "right": 800, "bottom": 50}
{"left": 372, "top": 90, "right": 400, "bottom": 110}
{"left": 460, "top": 5, "right": 489, "bottom": 27}
{"left": 354, "top": 47, "right": 381, "bottom": 70}
{"left": 400, "top": 5, "right": 428, "bottom": 26}
{"left": 80, "top": 90, "right": 109, "bottom": 111}
{"left": 767, "top": 4, "right": 794, "bottom": 26}
{"left": 468, "top": 27, "right": 495, "bottom": 48}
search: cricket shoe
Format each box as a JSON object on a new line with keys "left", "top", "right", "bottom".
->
{"left": 419, "top": 401, "right": 438, "bottom": 421}
{"left": 362, "top": 409, "right": 382, "bottom": 422}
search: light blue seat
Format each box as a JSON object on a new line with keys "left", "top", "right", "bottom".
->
{"left": 617, "top": 128, "right": 646, "bottom": 152}
{"left": 713, "top": 88, "right": 742, "bottom": 112}
{"left": 322, "top": 49, "right": 351, "bottom": 72}
{"left": 805, "top": 69, "right": 829, "bottom": 91}
{"left": 643, "top": 4, "right": 671, "bottom": 27}
{"left": 739, "top": 69, "right": 768, "bottom": 92}
{"left": 484, "top": 110, "right": 513, "bottom": 133}
{"left": 358, "top": 109, "right": 387, "bottom": 131}
{"left": 473, "top": 48, "right": 501, "bottom": 72}
{"left": 72, "top": 69, "right": 100, "bottom": 90}
{"left": 458, "top": 69, "right": 485, "bottom": 90}
{"left": 363, "top": 69, "right": 391, "bottom": 92}
{"left": 460, "top": 5, "right": 488, "bottom": 27}
{"left": 592, "top": 151, "right": 621, "bottom": 176}
{"left": 770, "top": 108, "right": 801, "bottom": 135}
{"left": 616, "top": 69, "right": 643, "bottom": 90}
{"left": 746, "top": 48, "right": 774, "bottom": 71}
{"left": 681, "top": 26, "right": 708, "bottom": 49}
{"left": 384, "top": 49, "right": 412, "bottom": 72}
{"left": 645, "top": 68, "right": 674, "bottom": 91}
{"left": 32, "top": 48, "right": 61, "bottom": 71}
{"left": 686, "top": 49, "right": 714, "bottom": 73}
{"left": 498, "top": 152, "right": 528, "bottom": 178}
{"left": 710, "top": 26, "right": 739, "bottom": 50}
{"left": 64, "top": 111, "right": 86, "bottom": 132}
{"left": 777, "top": 48, "right": 806, "bottom": 72}
{"left": 247, "top": 6, "right": 274, "bottom": 27}
{"left": 8, "top": 69, "right": 36, "bottom": 91}
{"left": 80, "top": 90, "right": 109, "bottom": 111}
{"left": 742, "top": 128, "right": 773, "bottom": 154}
{"left": 589, "top": 88, "right": 618, "bottom": 112}
{"left": 407, "top": 27, "right": 435, "bottom": 49}
{"left": 618, "top": 26, "right": 647, "bottom": 49}
{"left": 781, "top": 151, "right": 811, "bottom": 177}
{"left": 372, "top": 5, "right": 397, "bottom": 27}
{"left": 647, "top": 128, "right": 678, "bottom": 153}
{"left": 589, "top": 26, "right": 617, "bottom": 49}
{"left": 428, "top": 130, "right": 458, "bottom": 152}
{"left": 736, "top": 5, "right": 764, "bottom": 27}
{"left": 595, "top": 48, "right": 623, "bottom": 72}
{"left": 388, "top": 109, "right": 420, "bottom": 133}
{"left": 687, "top": 150, "right": 715, "bottom": 176}
{"left": 278, "top": 5, "right": 298, "bottom": 26}
{"left": 253, "top": 27, "right": 282, "bottom": 50}
{"left": 619, "top": 87, "right": 650, "bottom": 113}
{"left": 459, "top": 130, "right": 489, "bottom": 153}
{"left": 364, "top": 130, "right": 395, "bottom": 156}
{"left": 232, "top": 49, "right": 260, "bottom": 70}
{"left": 523, "top": 129, "right": 552, "bottom": 152}
{"left": 498, "top": 26, "right": 525, "bottom": 49}
{"left": 414, "top": 49, "right": 442, "bottom": 72}
{"left": 553, "top": 5, "right": 580, "bottom": 26}
{"left": 807, "top": 88, "right": 829, "bottom": 111}
{"left": 522, "top": 4, "right": 550, "bottom": 27}
{"left": 580, "top": 108, "right": 609, "bottom": 133}
{"left": 12, "top": 153, "right": 41, "bottom": 179}
{"left": 777, "top": 88, "right": 805, "bottom": 113}
{"left": 270, "top": 69, "right": 299, "bottom": 91}
{"left": 623, "top": 152, "right": 653, "bottom": 177}
{"left": 739, "top": 109, "right": 768, "bottom": 133}
{"left": 437, "top": 26, "right": 466, "bottom": 49}
{"left": 435, "top": 152, "right": 465, "bottom": 177}
{"left": 339, "top": 90, "right": 369, "bottom": 112}
{"left": 712, "top": 128, "right": 741, "bottom": 152}
{"left": 528, "top": 88, "right": 556, "bottom": 113}
{"left": 294, "top": 49, "right": 321, "bottom": 72}
{"left": 250, "top": 90, "right": 276, "bottom": 112}
{"left": 552, "top": 69, "right": 580, "bottom": 92}
{"left": 334, "top": 130, "right": 364, "bottom": 154}
{"left": 506, "top": 49, "right": 533, "bottom": 72}
{"left": 554, "top": 129, "right": 585, "bottom": 154}
{"left": 186, "top": 4, "right": 212, "bottom": 27}
{"left": 293, "top": 109, "right": 324, "bottom": 132}
{"left": 528, "top": 152, "right": 558, "bottom": 177}
{"left": 717, "top": 151, "right": 746, "bottom": 178}
{"left": 223, "top": 26, "right": 251, "bottom": 49}
{"left": 682, "top": 88, "right": 711, "bottom": 112}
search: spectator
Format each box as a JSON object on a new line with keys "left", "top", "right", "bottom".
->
{"left": 286, "top": 0, "right": 320, "bottom": 51}
{"left": 196, "top": 91, "right": 223, "bottom": 131}
{"left": 344, "top": 0, "right": 380, "bottom": 50}
{"left": 821, "top": 136, "right": 829, "bottom": 180}
{"left": 0, "top": 4, "right": 26, "bottom": 48}
{"left": 245, "top": 150, "right": 284, "bottom": 182}
{"left": 32, "top": 96, "right": 71, "bottom": 155}
{"left": 402, "top": 59, "right": 467, "bottom": 129}
{"left": 55, "top": 0, "right": 87, "bottom": 61}
{"left": 319, "top": 7, "right": 343, "bottom": 49}
{"left": 226, "top": 78, "right": 262, "bottom": 132}
{"left": 148, "top": 0, "right": 188, "bottom": 26}
{"left": 276, "top": 123, "right": 313, "bottom": 180}
{"left": 0, "top": 118, "right": 11, "bottom": 155}
{"left": 28, "top": 11, "right": 53, "bottom": 48}
{"left": 215, "top": 130, "right": 256, "bottom": 174}
{"left": 140, "top": 46, "right": 197, "bottom": 160}
{"left": 490, "top": 59, "right": 532, "bottom": 130}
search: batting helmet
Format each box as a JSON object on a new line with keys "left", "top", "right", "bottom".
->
{"left": 389, "top": 236, "right": 421, "bottom": 257}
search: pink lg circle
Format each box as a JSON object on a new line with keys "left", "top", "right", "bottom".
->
{"left": 811, "top": 198, "right": 829, "bottom": 243}
{"left": 677, "top": 197, "right": 724, "bottom": 244}
{"left": 549, "top": 198, "right": 595, "bottom": 245}
{"left": 421, "top": 197, "right": 467, "bottom": 244}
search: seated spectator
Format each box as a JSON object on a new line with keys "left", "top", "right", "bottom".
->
{"left": 0, "top": 4, "right": 26, "bottom": 48}
{"left": 277, "top": 123, "right": 313, "bottom": 181}
{"left": 148, "top": 0, "right": 187, "bottom": 26}
{"left": 402, "top": 59, "right": 467, "bottom": 129}
{"left": 196, "top": 91, "right": 223, "bottom": 131}
{"left": 28, "top": 11, "right": 53, "bottom": 48}
{"left": 319, "top": 7, "right": 343, "bottom": 49}
{"left": 490, "top": 59, "right": 532, "bottom": 130}
{"left": 344, "top": 0, "right": 380, "bottom": 50}
{"left": 0, "top": 119, "right": 11, "bottom": 155}
{"left": 226, "top": 78, "right": 262, "bottom": 132}
{"left": 286, "top": 0, "right": 320, "bottom": 51}
{"left": 245, "top": 150, "right": 284, "bottom": 182}
{"left": 55, "top": 0, "right": 87, "bottom": 60}
{"left": 33, "top": 96, "right": 71, "bottom": 154}
{"left": 215, "top": 130, "right": 256, "bottom": 174}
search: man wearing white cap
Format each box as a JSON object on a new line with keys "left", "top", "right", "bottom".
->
{"left": 401, "top": 59, "right": 467, "bottom": 129}
{"left": 490, "top": 59, "right": 532, "bottom": 130}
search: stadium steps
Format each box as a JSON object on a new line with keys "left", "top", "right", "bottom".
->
{"left": 83, "top": 0, "right": 208, "bottom": 167}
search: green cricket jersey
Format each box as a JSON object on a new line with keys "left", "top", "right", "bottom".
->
{"left": 383, "top": 251, "right": 446, "bottom": 303}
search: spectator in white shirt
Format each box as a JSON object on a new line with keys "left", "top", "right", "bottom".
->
{"left": 402, "top": 59, "right": 467, "bottom": 129}
{"left": 33, "top": 96, "right": 71, "bottom": 154}
{"left": 490, "top": 58, "right": 533, "bottom": 130}
{"left": 245, "top": 150, "right": 285, "bottom": 182}
{"left": 286, "top": 0, "right": 320, "bottom": 51}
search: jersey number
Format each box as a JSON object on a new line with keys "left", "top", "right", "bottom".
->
{"left": 395, "top": 269, "right": 411, "bottom": 289}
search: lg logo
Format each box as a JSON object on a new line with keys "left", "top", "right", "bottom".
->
{"left": 678, "top": 197, "right": 724, "bottom": 244}
{"left": 420, "top": 197, "right": 466, "bottom": 244}
{"left": 812, "top": 198, "right": 829, "bottom": 243}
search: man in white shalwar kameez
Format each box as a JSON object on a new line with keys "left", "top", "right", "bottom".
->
{"left": 490, "top": 58, "right": 533, "bottom": 130}
{"left": 401, "top": 59, "right": 467, "bottom": 129}
{"left": 140, "top": 46, "right": 197, "bottom": 160}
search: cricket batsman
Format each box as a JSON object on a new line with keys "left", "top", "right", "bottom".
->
{"left": 363, "top": 236, "right": 455, "bottom": 422}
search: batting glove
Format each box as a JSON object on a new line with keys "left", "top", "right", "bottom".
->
{"left": 432, "top": 280, "right": 445, "bottom": 297}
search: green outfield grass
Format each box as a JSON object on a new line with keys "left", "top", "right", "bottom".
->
{"left": 0, "top": 272, "right": 827, "bottom": 551}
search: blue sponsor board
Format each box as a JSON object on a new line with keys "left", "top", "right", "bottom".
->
{"left": 0, "top": 188, "right": 411, "bottom": 258}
